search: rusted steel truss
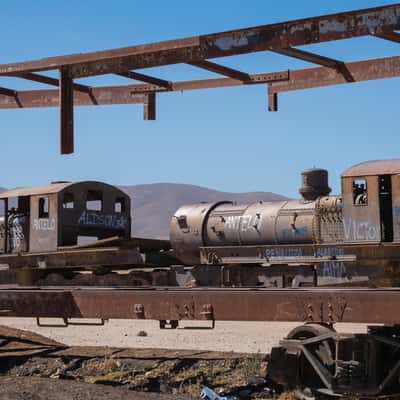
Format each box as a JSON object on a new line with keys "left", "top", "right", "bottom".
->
{"left": 1, "top": 287, "right": 400, "bottom": 325}
{"left": 0, "top": 4, "right": 399, "bottom": 153}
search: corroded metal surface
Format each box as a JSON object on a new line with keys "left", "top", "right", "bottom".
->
{"left": 0, "top": 4, "right": 398, "bottom": 77}
{"left": 0, "top": 181, "right": 131, "bottom": 254}
{"left": 342, "top": 159, "right": 400, "bottom": 178}
{"left": 0, "top": 5, "right": 397, "bottom": 152}
{"left": 1, "top": 286, "right": 400, "bottom": 324}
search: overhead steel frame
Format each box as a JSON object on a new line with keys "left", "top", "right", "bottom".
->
{"left": 0, "top": 4, "right": 399, "bottom": 153}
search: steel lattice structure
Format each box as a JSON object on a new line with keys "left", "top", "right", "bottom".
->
{"left": 0, "top": 4, "right": 399, "bottom": 153}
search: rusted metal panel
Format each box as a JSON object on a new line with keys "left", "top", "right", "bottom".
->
{"left": 0, "top": 183, "right": 71, "bottom": 199}
{"left": 342, "top": 176, "right": 381, "bottom": 243}
{"left": 0, "top": 4, "right": 398, "bottom": 78}
{"left": 1, "top": 287, "right": 400, "bottom": 324}
{"left": 198, "top": 241, "right": 400, "bottom": 264}
{"left": 59, "top": 68, "right": 74, "bottom": 155}
{"left": 0, "top": 246, "right": 143, "bottom": 269}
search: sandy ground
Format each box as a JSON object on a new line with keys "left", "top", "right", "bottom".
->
{"left": 1, "top": 318, "right": 369, "bottom": 353}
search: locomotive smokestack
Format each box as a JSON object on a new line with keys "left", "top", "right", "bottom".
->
{"left": 299, "top": 168, "right": 331, "bottom": 201}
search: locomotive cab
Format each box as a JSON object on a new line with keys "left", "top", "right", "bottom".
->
{"left": 341, "top": 160, "right": 400, "bottom": 244}
{"left": 0, "top": 181, "right": 131, "bottom": 254}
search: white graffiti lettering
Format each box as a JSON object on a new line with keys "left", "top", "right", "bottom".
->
{"left": 343, "top": 219, "right": 379, "bottom": 241}
{"left": 265, "top": 248, "right": 303, "bottom": 258}
{"left": 316, "top": 247, "right": 347, "bottom": 278}
{"left": 33, "top": 218, "right": 56, "bottom": 231}
{"left": 78, "top": 210, "right": 128, "bottom": 230}
{"left": 225, "top": 215, "right": 261, "bottom": 232}
{"left": 322, "top": 261, "right": 346, "bottom": 278}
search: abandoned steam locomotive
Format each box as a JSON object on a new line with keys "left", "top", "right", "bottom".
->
{"left": 170, "top": 159, "right": 400, "bottom": 281}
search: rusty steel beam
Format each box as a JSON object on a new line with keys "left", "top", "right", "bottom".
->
{"left": 2, "top": 287, "right": 400, "bottom": 324}
{"left": 0, "top": 86, "right": 147, "bottom": 109}
{"left": 59, "top": 69, "right": 74, "bottom": 154}
{"left": 0, "top": 70, "right": 288, "bottom": 109}
{"left": 268, "top": 55, "right": 400, "bottom": 110}
{"left": 143, "top": 93, "right": 156, "bottom": 120}
{"left": 0, "top": 55, "right": 397, "bottom": 111}
{"left": 0, "top": 4, "right": 398, "bottom": 78}
{"left": 116, "top": 70, "right": 171, "bottom": 89}
{"left": 268, "top": 91, "right": 278, "bottom": 112}
{"left": 375, "top": 30, "right": 400, "bottom": 43}
{"left": 0, "top": 86, "right": 17, "bottom": 97}
{"left": 188, "top": 60, "right": 250, "bottom": 82}
{"left": 270, "top": 47, "right": 354, "bottom": 82}
{"left": 13, "top": 72, "right": 92, "bottom": 93}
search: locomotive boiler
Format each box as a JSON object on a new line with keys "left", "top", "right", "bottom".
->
{"left": 170, "top": 160, "right": 400, "bottom": 278}
{"left": 170, "top": 168, "right": 343, "bottom": 265}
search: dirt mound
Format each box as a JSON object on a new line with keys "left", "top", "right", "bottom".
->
{"left": 0, "top": 376, "right": 187, "bottom": 400}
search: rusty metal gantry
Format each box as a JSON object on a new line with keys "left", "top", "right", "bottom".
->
{"left": 0, "top": 4, "right": 400, "bottom": 154}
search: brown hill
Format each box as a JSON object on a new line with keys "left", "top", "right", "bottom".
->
{"left": 0, "top": 184, "right": 286, "bottom": 239}
{"left": 120, "top": 183, "right": 287, "bottom": 239}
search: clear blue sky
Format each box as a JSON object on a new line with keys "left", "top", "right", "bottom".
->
{"left": 1, "top": 1, "right": 399, "bottom": 197}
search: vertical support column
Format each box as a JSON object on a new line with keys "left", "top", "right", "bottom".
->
{"left": 3, "top": 199, "right": 8, "bottom": 254}
{"left": 143, "top": 93, "right": 156, "bottom": 120}
{"left": 59, "top": 68, "right": 74, "bottom": 154}
{"left": 268, "top": 85, "right": 278, "bottom": 112}
{"left": 313, "top": 265, "right": 318, "bottom": 287}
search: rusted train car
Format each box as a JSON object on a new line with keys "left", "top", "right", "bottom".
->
{"left": 0, "top": 181, "right": 154, "bottom": 274}
{"left": 170, "top": 159, "right": 400, "bottom": 284}
{"left": 0, "top": 181, "right": 131, "bottom": 254}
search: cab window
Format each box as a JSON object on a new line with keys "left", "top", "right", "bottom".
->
{"left": 353, "top": 179, "right": 368, "bottom": 206}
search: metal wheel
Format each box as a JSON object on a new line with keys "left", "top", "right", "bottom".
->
{"left": 286, "top": 323, "right": 335, "bottom": 340}
{"left": 286, "top": 324, "right": 336, "bottom": 391}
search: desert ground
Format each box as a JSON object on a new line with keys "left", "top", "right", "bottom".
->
{"left": 0, "top": 319, "right": 372, "bottom": 399}
{"left": 1, "top": 318, "right": 368, "bottom": 353}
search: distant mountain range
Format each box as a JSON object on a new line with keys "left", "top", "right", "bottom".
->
{"left": 0, "top": 184, "right": 287, "bottom": 239}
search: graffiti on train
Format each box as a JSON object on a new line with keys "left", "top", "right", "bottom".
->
{"left": 78, "top": 210, "right": 128, "bottom": 230}
{"left": 343, "top": 219, "right": 379, "bottom": 241}
{"left": 33, "top": 218, "right": 56, "bottom": 231}
{"left": 8, "top": 216, "right": 27, "bottom": 251}
{"left": 224, "top": 215, "right": 262, "bottom": 232}
{"left": 265, "top": 248, "right": 304, "bottom": 258}
{"left": 317, "top": 247, "right": 346, "bottom": 278}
